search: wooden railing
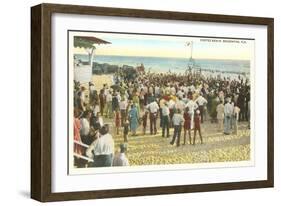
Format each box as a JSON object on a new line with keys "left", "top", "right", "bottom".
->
{"left": 73, "top": 140, "right": 93, "bottom": 162}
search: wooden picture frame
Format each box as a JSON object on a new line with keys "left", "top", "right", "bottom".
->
{"left": 31, "top": 3, "right": 274, "bottom": 202}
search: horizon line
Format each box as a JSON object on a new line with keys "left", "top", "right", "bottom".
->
{"left": 74, "top": 53, "right": 250, "bottom": 61}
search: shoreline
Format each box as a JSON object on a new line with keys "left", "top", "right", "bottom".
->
{"left": 91, "top": 61, "right": 249, "bottom": 83}
{"left": 91, "top": 59, "right": 250, "bottom": 76}
{"left": 75, "top": 54, "right": 250, "bottom": 76}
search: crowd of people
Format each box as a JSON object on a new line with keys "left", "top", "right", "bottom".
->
{"left": 73, "top": 68, "right": 250, "bottom": 167}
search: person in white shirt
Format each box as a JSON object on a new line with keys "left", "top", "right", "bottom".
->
{"left": 112, "top": 144, "right": 129, "bottom": 167}
{"left": 119, "top": 96, "right": 128, "bottom": 126}
{"left": 105, "top": 90, "right": 113, "bottom": 118}
{"left": 170, "top": 86, "right": 176, "bottom": 96}
{"left": 86, "top": 124, "right": 114, "bottom": 167}
{"left": 161, "top": 102, "right": 170, "bottom": 138}
{"left": 170, "top": 109, "right": 184, "bottom": 147}
{"left": 195, "top": 93, "right": 208, "bottom": 123}
{"left": 147, "top": 100, "right": 159, "bottom": 113}
{"left": 93, "top": 103, "right": 100, "bottom": 117}
{"left": 177, "top": 90, "right": 184, "bottom": 99}
{"left": 185, "top": 98, "right": 198, "bottom": 129}
{"left": 155, "top": 85, "right": 160, "bottom": 97}
{"left": 147, "top": 100, "right": 159, "bottom": 135}
{"left": 189, "top": 85, "right": 195, "bottom": 93}
{"left": 183, "top": 85, "right": 189, "bottom": 94}
{"left": 224, "top": 98, "right": 234, "bottom": 135}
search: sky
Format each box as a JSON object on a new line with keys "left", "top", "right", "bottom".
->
{"left": 73, "top": 32, "right": 254, "bottom": 60}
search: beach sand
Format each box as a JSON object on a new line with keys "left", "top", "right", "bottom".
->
{"left": 102, "top": 114, "right": 250, "bottom": 166}
{"left": 92, "top": 74, "right": 114, "bottom": 92}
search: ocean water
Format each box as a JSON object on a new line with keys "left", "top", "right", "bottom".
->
{"left": 75, "top": 54, "right": 250, "bottom": 74}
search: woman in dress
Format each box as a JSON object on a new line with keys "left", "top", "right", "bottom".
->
{"left": 73, "top": 109, "right": 83, "bottom": 155}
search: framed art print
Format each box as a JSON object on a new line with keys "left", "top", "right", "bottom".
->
{"left": 31, "top": 3, "right": 274, "bottom": 202}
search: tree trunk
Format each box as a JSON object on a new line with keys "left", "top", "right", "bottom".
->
{"left": 88, "top": 47, "right": 95, "bottom": 66}
{"left": 87, "top": 53, "right": 91, "bottom": 65}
